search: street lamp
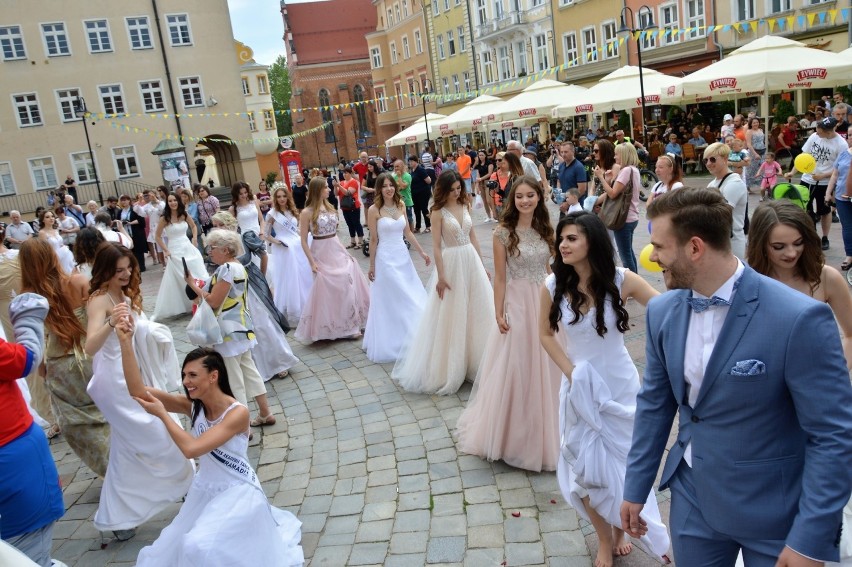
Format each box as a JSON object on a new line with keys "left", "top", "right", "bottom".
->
{"left": 419, "top": 78, "right": 434, "bottom": 154}
{"left": 618, "top": 5, "right": 657, "bottom": 144}
{"left": 73, "top": 97, "right": 104, "bottom": 204}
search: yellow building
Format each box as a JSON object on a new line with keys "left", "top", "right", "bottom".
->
{"left": 367, "top": 0, "right": 437, "bottom": 154}
{"left": 236, "top": 41, "right": 280, "bottom": 182}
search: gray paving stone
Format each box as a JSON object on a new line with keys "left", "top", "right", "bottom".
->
{"left": 324, "top": 514, "right": 361, "bottom": 535}
{"left": 397, "top": 490, "right": 431, "bottom": 512}
{"left": 426, "top": 536, "right": 466, "bottom": 564}
{"left": 384, "top": 553, "right": 427, "bottom": 567}
{"left": 468, "top": 524, "right": 505, "bottom": 549}
{"left": 431, "top": 476, "right": 463, "bottom": 495}
{"left": 355, "top": 519, "right": 394, "bottom": 543}
{"left": 505, "top": 517, "right": 542, "bottom": 543}
{"left": 466, "top": 503, "right": 504, "bottom": 527}
{"left": 544, "top": 530, "right": 587, "bottom": 556}
{"left": 389, "top": 531, "right": 429, "bottom": 554}
{"left": 361, "top": 501, "right": 397, "bottom": 522}
{"left": 429, "top": 514, "right": 468, "bottom": 537}
{"left": 431, "top": 493, "right": 464, "bottom": 517}
{"left": 310, "top": 544, "right": 352, "bottom": 565}
{"left": 505, "top": 542, "right": 545, "bottom": 566}
{"left": 464, "top": 485, "right": 500, "bottom": 504}
{"left": 398, "top": 458, "right": 428, "bottom": 476}
{"left": 329, "top": 493, "right": 365, "bottom": 516}
{"left": 392, "top": 510, "right": 431, "bottom": 533}
{"left": 464, "top": 548, "right": 505, "bottom": 566}
{"left": 500, "top": 487, "right": 537, "bottom": 509}
{"left": 399, "top": 473, "right": 430, "bottom": 493}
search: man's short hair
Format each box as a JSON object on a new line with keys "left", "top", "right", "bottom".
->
{"left": 408, "top": 155, "right": 419, "bottom": 163}
{"left": 833, "top": 102, "right": 848, "bottom": 114}
{"left": 647, "top": 187, "right": 733, "bottom": 253}
{"left": 94, "top": 212, "right": 112, "bottom": 225}
{"left": 107, "top": 195, "right": 118, "bottom": 203}
{"left": 9, "top": 210, "right": 20, "bottom": 217}
{"left": 560, "top": 141, "right": 575, "bottom": 149}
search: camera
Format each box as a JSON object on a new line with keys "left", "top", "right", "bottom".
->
{"left": 485, "top": 180, "right": 499, "bottom": 190}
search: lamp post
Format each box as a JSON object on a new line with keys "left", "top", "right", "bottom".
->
{"left": 420, "top": 78, "right": 434, "bottom": 154}
{"left": 618, "top": 5, "right": 657, "bottom": 144}
{"left": 73, "top": 97, "right": 104, "bottom": 204}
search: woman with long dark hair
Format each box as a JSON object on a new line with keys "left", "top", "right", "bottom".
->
{"left": 230, "top": 181, "right": 268, "bottom": 275}
{"left": 72, "top": 227, "right": 106, "bottom": 279}
{"left": 539, "top": 212, "right": 668, "bottom": 566}
{"left": 392, "top": 170, "right": 493, "bottom": 394}
{"left": 594, "top": 143, "right": 642, "bottom": 272}
{"left": 151, "top": 192, "right": 208, "bottom": 321}
{"left": 118, "top": 334, "right": 303, "bottom": 566}
{"left": 456, "top": 175, "right": 560, "bottom": 472}
{"left": 584, "top": 139, "right": 618, "bottom": 213}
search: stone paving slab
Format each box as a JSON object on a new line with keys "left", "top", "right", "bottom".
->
{"left": 45, "top": 179, "right": 850, "bottom": 566}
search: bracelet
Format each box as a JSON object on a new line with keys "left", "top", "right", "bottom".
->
{"left": 107, "top": 318, "right": 115, "bottom": 328}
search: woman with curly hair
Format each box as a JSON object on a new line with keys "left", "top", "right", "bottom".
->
{"left": 19, "top": 238, "right": 109, "bottom": 477}
{"left": 85, "top": 243, "right": 194, "bottom": 541}
{"left": 539, "top": 212, "right": 668, "bottom": 566}
{"left": 455, "top": 175, "right": 560, "bottom": 472}
{"left": 72, "top": 227, "right": 106, "bottom": 279}
{"left": 392, "top": 170, "right": 493, "bottom": 395}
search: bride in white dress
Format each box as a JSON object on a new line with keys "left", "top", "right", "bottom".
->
{"left": 392, "top": 170, "right": 494, "bottom": 394}
{"left": 113, "top": 324, "right": 303, "bottom": 566}
{"left": 363, "top": 173, "right": 431, "bottom": 363}
{"left": 85, "top": 243, "right": 194, "bottom": 540}
{"left": 540, "top": 212, "right": 670, "bottom": 566}
{"left": 152, "top": 192, "right": 208, "bottom": 321}
{"left": 37, "top": 209, "right": 75, "bottom": 274}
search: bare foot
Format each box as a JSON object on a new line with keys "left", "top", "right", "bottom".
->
{"left": 612, "top": 528, "right": 633, "bottom": 557}
{"left": 595, "top": 546, "right": 614, "bottom": 567}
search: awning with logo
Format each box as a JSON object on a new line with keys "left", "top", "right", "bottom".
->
{"left": 552, "top": 66, "right": 682, "bottom": 117}
{"left": 484, "top": 79, "right": 588, "bottom": 126}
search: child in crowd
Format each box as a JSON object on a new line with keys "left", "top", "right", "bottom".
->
{"left": 565, "top": 189, "right": 583, "bottom": 214}
{"left": 756, "top": 151, "right": 783, "bottom": 201}
{"left": 726, "top": 136, "right": 751, "bottom": 185}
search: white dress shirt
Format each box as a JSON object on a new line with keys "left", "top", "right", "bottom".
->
{"left": 682, "top": 260, "right": 744, "bottom": 466}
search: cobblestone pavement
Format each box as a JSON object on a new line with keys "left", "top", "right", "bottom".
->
{"left": 47, "top": 178, "right": 849, "bottom": 566}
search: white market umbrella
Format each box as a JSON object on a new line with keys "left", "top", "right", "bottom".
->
{"left": 661, "top": 35, "right": 852, "bottom": 103}
{"left": 435, "top": 95, "right": 505, "bottom": 135}
{"left": 485, "top": 79, "right": 588, "bottom": 128}
{"left": 384, "top": 113, "right": 447, "bottom": 147}
{"left": 554, "top": 66, "right": 681, "bottom": 116}
{"left": 839, "top": 46, "right": 852, "bottom": 60}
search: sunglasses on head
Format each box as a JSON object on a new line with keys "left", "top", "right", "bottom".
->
{"left": 704, "top": 156, "right": 718, "bottom": 164}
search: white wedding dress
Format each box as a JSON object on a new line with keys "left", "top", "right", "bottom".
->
{"left": 44, "top": 232, "right": 75, "bottom": 274}
{"left": 362, "top": 215, "right": 427, "bottom": 363}
{"left": 266, "top": 210, "right": 313, "bottom": 323}
{"left": 86, "top": 312, "right": 195, "bottom": 532}
{"left": 151, "top": 221, "right": 208, "bottom": 321}
{"left": 546, "top": 269, "right": 670, "bottom": 560}
{"left": 136, "top": 402, "right": 304, "bottom": 566}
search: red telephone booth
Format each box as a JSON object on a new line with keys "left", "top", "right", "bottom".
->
{"left": 278, "top": 150, "right": 303, "bottom": 188}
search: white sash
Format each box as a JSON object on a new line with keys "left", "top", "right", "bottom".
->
{"left": 195, "top": 418, "right": 259, "bottom": 488}
{"left": 270, "top": 210, "right": 299, "bottom": 237}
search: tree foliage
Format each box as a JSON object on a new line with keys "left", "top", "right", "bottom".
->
{"left": 269, "top": 54, "right": 293, "bottom": 137}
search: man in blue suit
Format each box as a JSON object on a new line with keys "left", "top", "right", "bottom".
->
{"left": 621, "top": 188, "right": 852, "bottom": 566}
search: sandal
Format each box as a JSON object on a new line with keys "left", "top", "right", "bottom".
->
{"left": 346, "top": 243, "right": 357, "bottom": 249}
{"left": 275, "top": 370, "right": 290, "bottom": 379}
{"left": 46, "top": 424, "right": 61, "bottom": 439}
{"left": 250, "top": 414, "right": 277, "bottom": 427}
{"left": 841, "top": 260, "right": 851, "bottom": 271}
{"left": 354, "top": 243, "right": 362, "bottom": 249}
{"left": 424, "top": 228, "right": 431, "bottom": 233}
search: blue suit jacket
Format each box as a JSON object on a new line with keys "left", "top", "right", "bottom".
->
{"left": 624, "top": 266, "right": 852, "bottom": 561}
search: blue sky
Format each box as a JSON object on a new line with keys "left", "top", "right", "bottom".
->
{"left": 227, "top": 0, "right": 288, "bottom": 65}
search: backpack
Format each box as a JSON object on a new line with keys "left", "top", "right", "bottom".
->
{"left": 771, "top": 183, "right": 810, "bottom": 209}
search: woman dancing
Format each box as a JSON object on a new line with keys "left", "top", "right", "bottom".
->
{"left": 229, "top": 181, "right": 268, "bottom": 275}
{"left": 539, "top": 212, "right": 669, "bottom": 566}
{"left": 37, "top": 209, "right": 75, "bottom": 274}
{"left": 392, "top": 170, "right": 494, "bottom": 395}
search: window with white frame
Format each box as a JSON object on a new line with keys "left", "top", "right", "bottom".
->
{"left": 0, "top": 26, "right": 26, "bottom": 60}
{"left": 437, "top": 35, "right": 445, "bottom": 59}
{"left": 403, "top": 0, "right": 410, "bottom": 17}
{"left": 13, "top": 93, "right": 42, "bottom": 127}
{"left": 458, "top": 26, "right": 466, "bottom": 51}
{"left": 56, "top": 88, "right": 81, "bottom": 122}
{"left": 263, "top": 109, "right": 275, "bottom": 130}
{"left": 0, "top": 163, "right": 15, "bottom": 195}
{"left": 70, "top": 151, "right": 95, "bottom": 183}
{"left": 498, "top": 46, "right": 511, "bottom": 79}
{"left": 166, "top": 14, "right": 192, "bottom": 46}
{"left": 659, "top": 4, "right": 679, "bottom": 45}
{"left": 29, "top": 157, "right": 57, "bottom": 190}
{"left": 448, "top": 30, "right": 456, "bottom": 56}
{"left": 563, "top": 32, "right": 578, "bottom": 66}
{"left": 531, "top": 0, "right": 544, "bottom": 6}
{"left": 582, "top": 26, "right": 597, "bottom": 62}
{"left": 241, "top": 77, "right": 250, "bottom": 95}
{"left": 395, "top": 83, "right": 404, "bottom": 109}
{"left": 735, "top": 0, "right": 754, "bottom": 21}
{"left": 482, "top": 52, "right": 494, "bottom": 83}
{"left": 112, "top": 146, "right": 138, "bottom": 178}
{"left": 477, "top": 0, "right": 487, "bottom": 25}
{"left": 534, "top": 33, "right": 548, "bottom": 70}
{"left": 444, "top": 0, "right": 450, "bottom": 11}
{"left": 808, "top": 0, "right": 829, "bottom": 4}
{"left": 376, "top": 88, "right": 387, "bottom": 113}
{"left": 140, "top": 80, "right": 165, "bottom": 112}
{"left": 390, "top": 41, "right": 398, "bottom": 64}
{"left": 85, "top": 20, "right": 112, "bottom": 53}
{"left": 559, "top": 0, "right": 574, "bottom": 6}
{"left": 370, "top": 46, "right": 382, "bottom": 68}
{"left": 258, "top": 75, "right": 268, "bottom": 94}
{"left": 99, "top": 84, "right": 125, "bottom": 114}
{"left": 514, "top": 41, "right": 527, "bottom": 74}
{"left": 395, "top": 3, "right": 401, "bottom": 22}
{"left": 464, "top": 72, "right": 471, "bottom": 92}
{"left": 494, "top": 0, "right": 504, "bottom": 19}
{"left": 247, "top": 111, "right": 256, "bottom": 131}
{"left": 179, "top": 76, "right": 203, "bottom": 107}
{"left": 770, "top": 0, "right": 792, "bottom": 11}
{"left": 126, "top": 17, "right": 152, "bottom": 49}
{"left": 402, "top": 36, "right": 410, "bottom": 59}
{"left": 602, "top": 21, "right": 618, "bottom": 58}
{"left": 638, "top": 11, "right": 656, "bottom": 49}
{"left": 388, "top": 8, "right": 395, "bottom": 25}
{"left": 408, "top": 79, "right": 416, "bottom": 104}
{"left": 685, "top": 0, "right": 705, "bottom": 38}
{"left": 414, "top": 30, "right": 423, "bottom": 54}
{"left": 42, "top": 23, "right": 70, "bottom": 57}
{"left": 442, "top": 77, "right": 450, "bottom": 94}
{"left": 432, "top": 1, "right": 439, "bottom": 18}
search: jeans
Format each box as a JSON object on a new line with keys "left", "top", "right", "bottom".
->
{"left": 836, "top": 198, "right": 852, "bottom": 257}
{"left": 412, "top": 191, "right": 431, "bottom": 231}
{"left": 612, "top": 220, "right": 639, "bottom": 272}
{"left": 342, "top": 208, "right": 364, "bottom": 238}
{"left": 405, "top": 206, "right": 414, "bottom": 226}
{"left": 4, "top": 522, "right": 54, "bottom": 567}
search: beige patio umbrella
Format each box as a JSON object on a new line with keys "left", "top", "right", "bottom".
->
{"left": 435, "top": 95, "right": 505, "bottom": 135}
{"left": 553, "top": 66, "right": 682, "bottom": 116}
{"left": 384, "top": 113, "right": 447, "bottom": 147}
{"left": 484, "top": 79, "right": 588, "bottom": 128}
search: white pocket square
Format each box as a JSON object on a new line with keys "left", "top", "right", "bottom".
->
{"left": 731, "top": 359, "right": 765, "bottom": 376}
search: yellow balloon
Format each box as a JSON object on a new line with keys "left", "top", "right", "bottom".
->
{"left": 794, "top": 153, "right": 816, "bottom": 174}
{"left": 639, "top": 244, "right": 662, "bottom": 273}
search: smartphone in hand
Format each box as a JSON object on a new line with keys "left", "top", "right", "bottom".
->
{"left": 182, "top": 257, "right": 190, "bottom": 278}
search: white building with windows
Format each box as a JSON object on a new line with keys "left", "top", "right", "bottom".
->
{"left": 0, "top": 0, "right": 258, "bottom": 213}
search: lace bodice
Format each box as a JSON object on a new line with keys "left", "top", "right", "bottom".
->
{"left": 313, "top": 209, "right": 338, "bottom": 237}
{"left": 495, "top": 226, "right": 551, "bottom": 283}
{"left": 440, "top": 207, "right": 472, "bottom": 248}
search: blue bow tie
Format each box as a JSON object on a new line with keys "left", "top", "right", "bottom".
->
{"left": 686, "top": 295, "right": 731, "bottom": 313}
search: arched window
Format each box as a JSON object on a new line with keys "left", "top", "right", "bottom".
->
{"left": 318, "top": 89, "right": 334, "bottom": 142}
{"left": 353, "top": 85, "right": 369, "bottom": 137}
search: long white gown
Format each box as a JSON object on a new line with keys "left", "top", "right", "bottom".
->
{"left": 546, "top": 269, "right": 670, "bottom": 560}
{"left": 136, "top": 402, "right": 304, "bottom": 566}
{"left": 86, "top": 314, "right": 195, "bottom": 531}
{"left": 362, "top": 215, "right": 426, "bottom": 363}
{"left": 151, "top": 221, "right": 208, "bottom": 321}
{"left": 392, "top": 207, "right": 494, "bottom": 395}
{"left": 266, "top": 210, "right": 313, "bottom": 323}
{"left": 246, "top": 279, "right": 299, "bottom": 382}
{"left": 44, "top": 232, "right": 75, "bottom": 274}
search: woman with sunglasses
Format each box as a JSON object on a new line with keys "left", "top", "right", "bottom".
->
{"left": 647, "top": 153, "right": 684, "bottom": 207}
{"left": 704, "top": 142, "right": 748, "bottom": 259}
{"left": 487, "top": 152, "right": 524, "bottom": 217}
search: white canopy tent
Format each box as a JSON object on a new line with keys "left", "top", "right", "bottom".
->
{"left": 484, "top": 80, "right": 588, "bottom": 128}
{"left": 384, "top": 113, "right": 447, "bottom": 148}
{"left": 553, "top": 66, "right": 682, "bottom": 117}
{"left": 434, "top": 95, "right": 505, "bottom": 135}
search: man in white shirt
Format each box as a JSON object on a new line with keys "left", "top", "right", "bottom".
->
{"left": 6, "top": 210, "right": 33, "bottom": 249}
{"left": 622, "top": 187, "right": 852, "bottom": 566}
{"left": 506, "top": 140, "right": 542, "bottom": 187}
{"left": 94, "top": 212, "right": 133, "bottom": 248}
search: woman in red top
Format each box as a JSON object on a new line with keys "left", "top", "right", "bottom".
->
{"left": 337, "top": 166, "right": 364, "bottom": 249}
